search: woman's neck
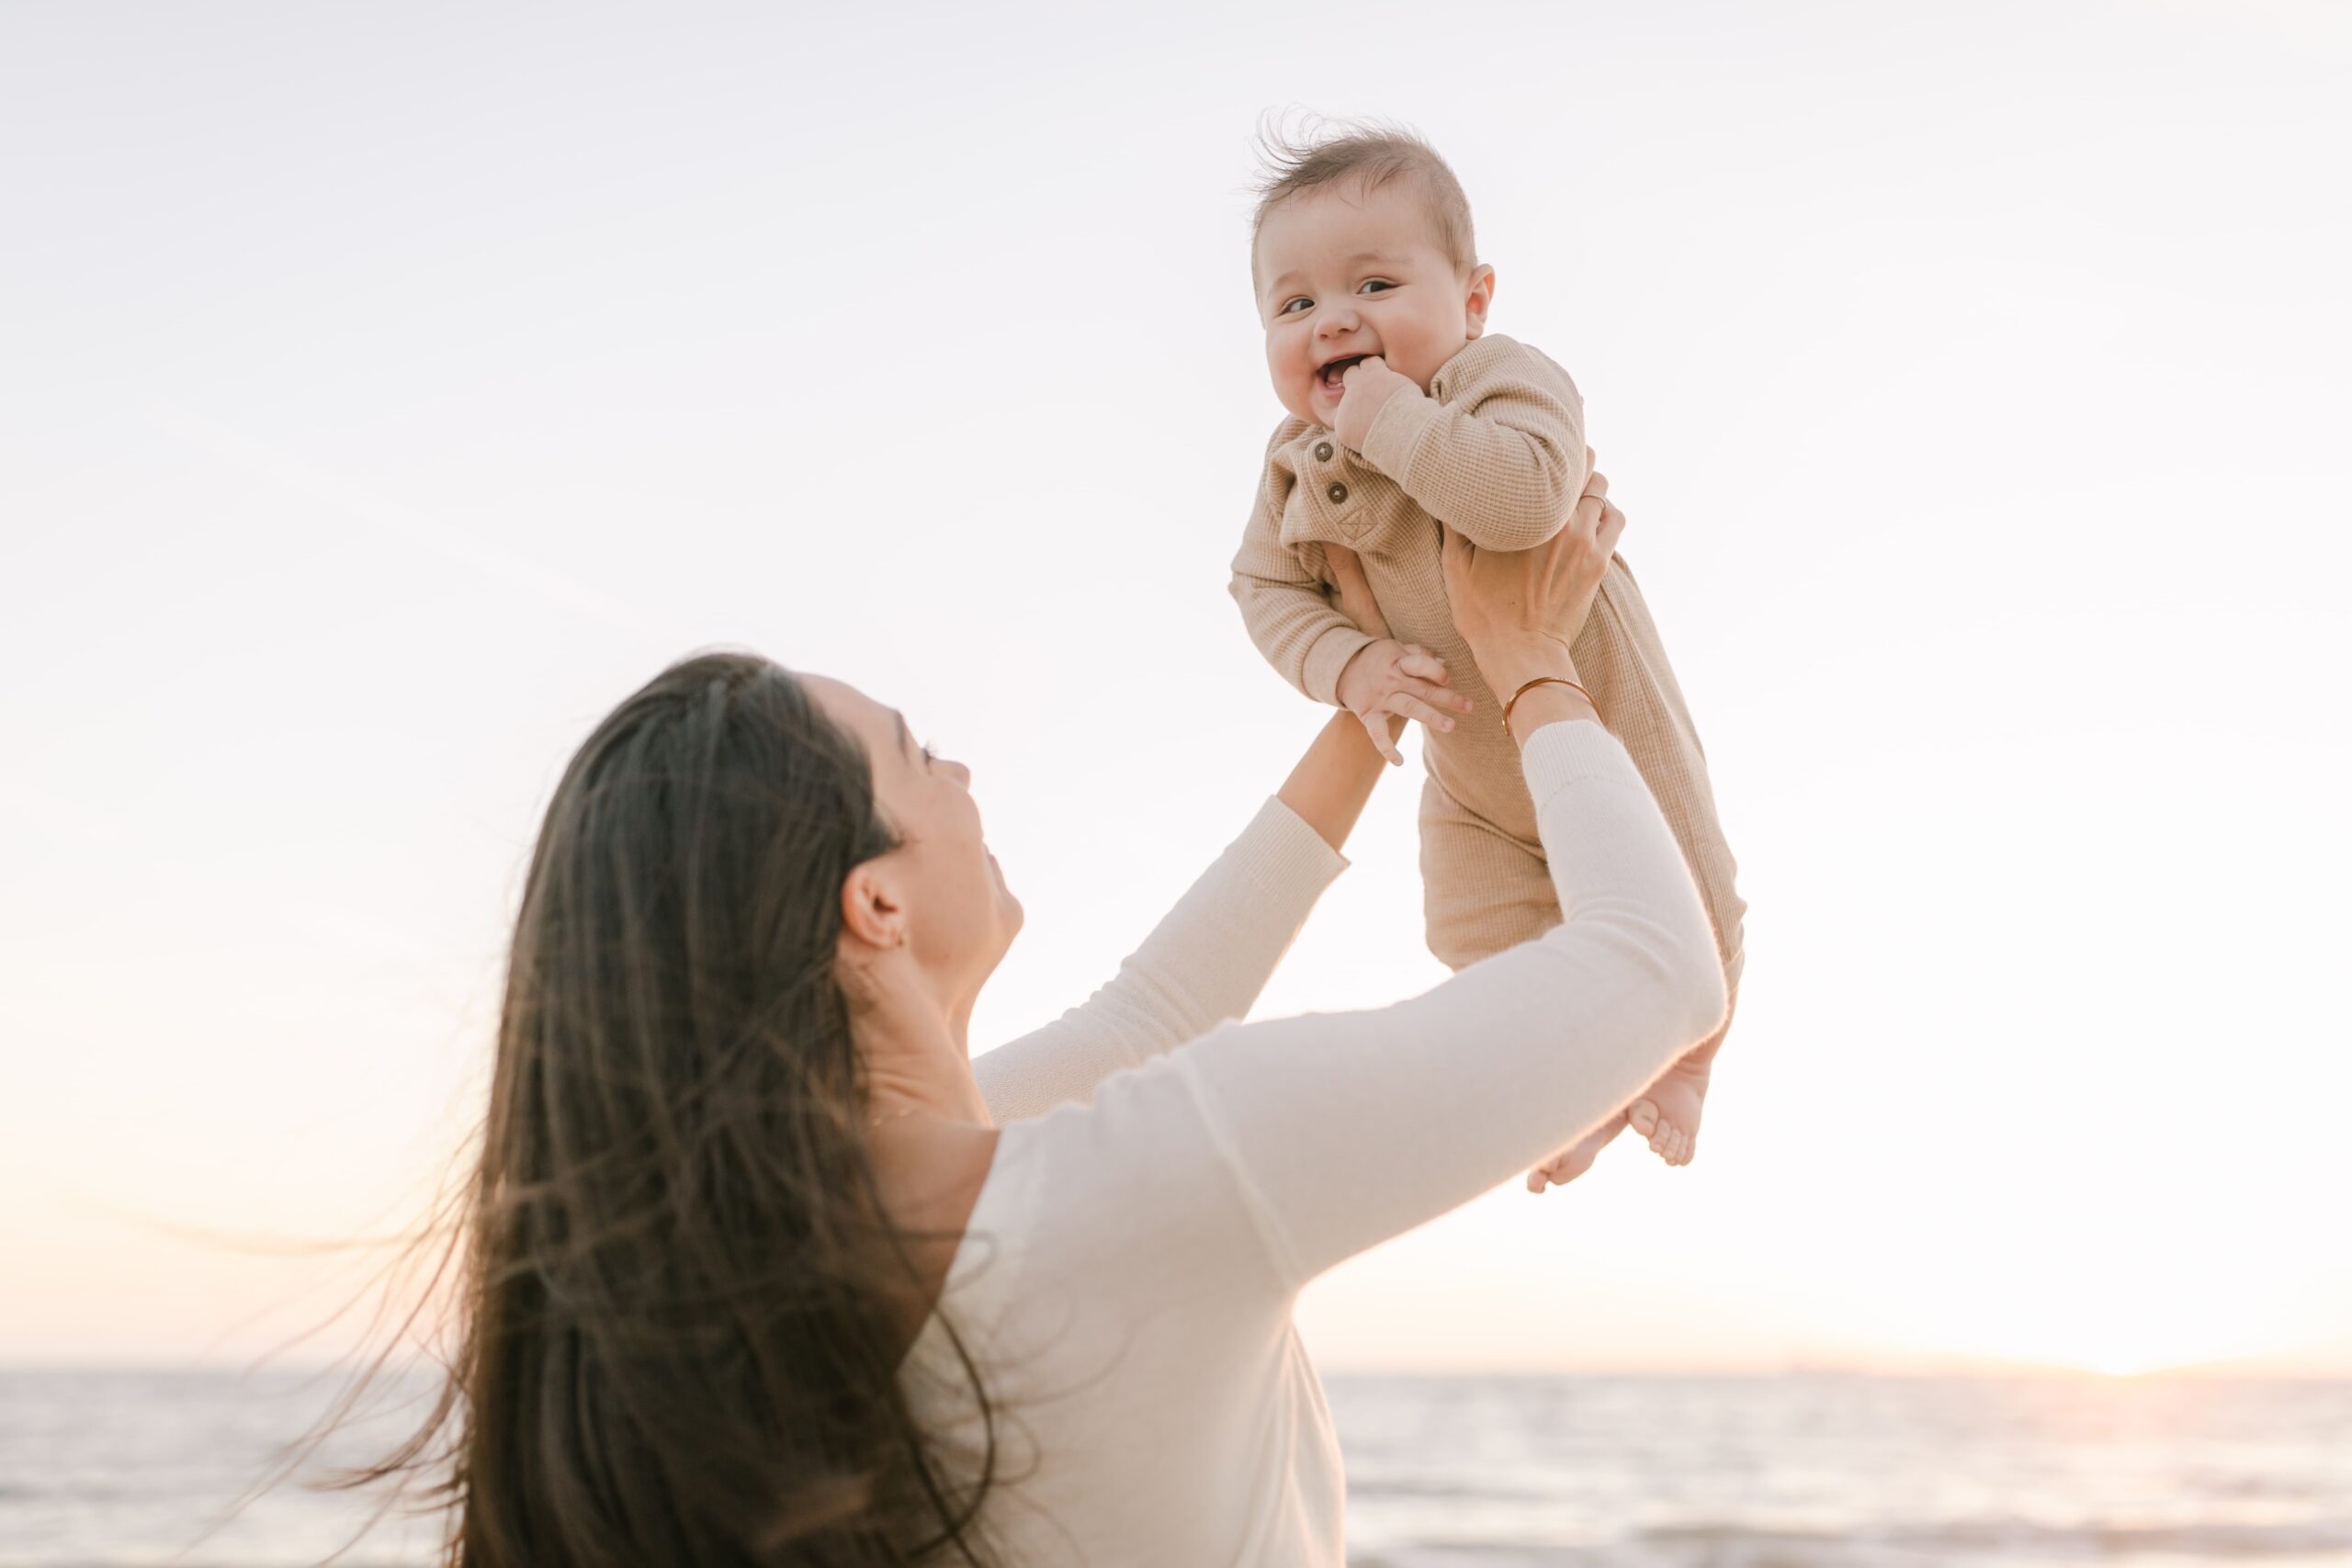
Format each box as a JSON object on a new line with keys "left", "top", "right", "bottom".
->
{"left": 862, "top": 989, "right": 991, "bottom": 1128}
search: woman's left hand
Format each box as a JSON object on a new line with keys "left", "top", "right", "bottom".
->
{"left": 1326, "top": 545, "right": 1453, "bottom": 762}
{"left": 1324, "top": 544, "right": 1391, "bottom": 640}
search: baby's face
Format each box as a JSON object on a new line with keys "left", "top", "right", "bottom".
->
{"left": 1253, "top": 178, "right": 1492, "bottom": 430}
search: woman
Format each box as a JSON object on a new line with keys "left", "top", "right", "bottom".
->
{"left": 387, "top": 470, "right": 1725, "bottom": 1565}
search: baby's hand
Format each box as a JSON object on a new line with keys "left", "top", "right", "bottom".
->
{"left": 1334, "top": 637, "right": 1473, "bottom": 766}
{"left": 1333, "top": 355, "right": 1417, "bottom": 452}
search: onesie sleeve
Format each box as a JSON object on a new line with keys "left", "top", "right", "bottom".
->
{"left": 1169, "top": 720, "right": 1727, "bottom": 1290}
{"left": 1229, "top": 422, "right": 1380, "bottom": 708}
{"left": 972, "top": 794, "right": 1348, "bottom": 1123}
{"left": 1357, "top": 334, "right": 1590, "bottom": 552}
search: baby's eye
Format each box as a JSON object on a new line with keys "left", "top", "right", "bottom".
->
{"left": 1359, "top": 279, "right": 1396, "bottom": 296}
{"left": 1278, "top": 297, "right": 1312, "bottom": 315}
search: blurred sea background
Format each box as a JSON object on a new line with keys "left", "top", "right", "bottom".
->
{"left": 4, "top": 1367, "right": 2347, "bottom": 1567}
{"left": 6, "top": 6, "right": 2349, "bottom": 1567}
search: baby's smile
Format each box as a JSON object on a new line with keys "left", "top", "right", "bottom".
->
{"left": 1317, "top": 352, "right": 1374, "bottom": 390}
{"left": 1310, "top": 350, "right": 1381, "bottom": 421}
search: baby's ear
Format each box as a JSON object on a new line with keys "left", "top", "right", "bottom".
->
{"left": 1463, "top": 263, "right": 1497, "bottom": 339}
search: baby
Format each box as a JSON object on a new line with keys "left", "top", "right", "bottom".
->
{"left": 1227, "top": 125, "right": 1747, "bottom": 1188}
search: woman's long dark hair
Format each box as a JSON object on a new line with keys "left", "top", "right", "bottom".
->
{"left": 332, "top": 651, "right": 1002, "bottom": 1565}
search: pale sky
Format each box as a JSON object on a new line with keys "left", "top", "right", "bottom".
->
{"left": 3, "top": 0, "right": 2347, "bottom": 1377}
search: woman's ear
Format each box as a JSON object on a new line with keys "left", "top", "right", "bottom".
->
{"left": 838, "top": 862, "right": 907, "bottom": 953}
{"left": 1463, "top": 263, "right": 1497, "bottom": 339}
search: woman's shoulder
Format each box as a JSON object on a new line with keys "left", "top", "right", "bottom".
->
{"left": 956, "top": 1053, "right": 1288, "bottom": 1304}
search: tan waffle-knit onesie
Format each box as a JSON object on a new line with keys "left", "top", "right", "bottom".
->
{"left": 1228, "top": 333, "right": 1747, "bottom": 1008}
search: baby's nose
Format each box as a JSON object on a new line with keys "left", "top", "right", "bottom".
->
{"left": 1317, "top": 303, "right": 1361, "bottom": 335}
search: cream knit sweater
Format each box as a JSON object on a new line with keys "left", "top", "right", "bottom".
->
{"left": 898, "top": 720, "right": 1726, "bottom": 1567}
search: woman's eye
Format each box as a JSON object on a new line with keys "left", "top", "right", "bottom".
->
{"left": 921, "top": 743, "right": 938, "bottom": 770}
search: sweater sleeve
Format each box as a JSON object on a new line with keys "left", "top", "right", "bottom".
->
{"left": 1170, "top": 719, "right": 1726, "bottom": 1289}
{"left": 1229, "top": 425, "right": 1380, "bottom": 708}
{"left": 1575, "top": 561, "right": 1748, "bottom": 1010}
{"left": 1356, "top": 335, "right": 1589, "bottom": 552}
{"left": 972, "top": 795, "right": 1349, "bottom": 1123}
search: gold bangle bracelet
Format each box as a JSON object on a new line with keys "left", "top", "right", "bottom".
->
{"left": 1501, "top": 675, "right": 1596, "bottom": 740}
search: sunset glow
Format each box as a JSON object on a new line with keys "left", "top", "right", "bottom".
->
{"left": 4, "top": 1, "right": 2347, "bottom": 1380}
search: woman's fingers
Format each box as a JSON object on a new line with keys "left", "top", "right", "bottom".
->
{"left": 1440, "top": 524, "right": 1471, "bottom": 572}
{"left": 1569, "top": 475, "right": 1609, "bottom": 536}
{"left": 1438, "top": 468, "right": 1626, "bottom": 682}
{"left": 1326, "top": 543, "right": 1392, "bottom": 640}
{"left": 1569, "top": 471, "right": 1610, "bottom": 540}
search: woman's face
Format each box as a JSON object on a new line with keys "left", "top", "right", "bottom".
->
{"left": 804, "top": 674, "right": 1023, "bottom": 1008}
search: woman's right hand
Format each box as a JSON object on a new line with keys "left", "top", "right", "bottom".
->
{"left": 1442, "top": 461, "right": 1625, "bottom": 704}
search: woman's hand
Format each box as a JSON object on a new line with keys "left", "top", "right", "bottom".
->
{"left": 1327, "top": 544, "right": 1471, "bottom": 767}
{"left": 1442, "top": 459, "right": 1624, "bottom": 703}
{"left": 1323, "top": 543, "right": 1391, "bottom": 641}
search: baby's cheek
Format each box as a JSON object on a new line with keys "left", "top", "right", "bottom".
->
{"left": 1268, "top": 352, "right": 1308, "bottom": 415}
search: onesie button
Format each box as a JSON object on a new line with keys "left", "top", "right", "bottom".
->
{"left": 1314, "top": 441, "right": 1334, "bottom": 462}
{"left": 1327, "top": 481, "right": 1348, "bottom": 504}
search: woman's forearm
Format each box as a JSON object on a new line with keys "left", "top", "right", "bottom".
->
{"left": 1175, "top": 721, "right": 1728, "bottom": 1289}
{"left": 1277, "top": 708, "right": 1400, "bottom": 853}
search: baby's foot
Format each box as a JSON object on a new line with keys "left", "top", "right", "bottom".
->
{"left": 1628, "top": 1046, "right": 1713, "bottom": 1167}
{"left": 1526, "top": 1110, "right": 1631, "bottom": 1192}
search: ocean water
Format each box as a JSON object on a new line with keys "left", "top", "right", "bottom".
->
{"left": 1, "top": 1369, "right": 2346, "bottom": 1566}
{"left": 1330, "top": 1374, "right": 2352, "bottom": 1567}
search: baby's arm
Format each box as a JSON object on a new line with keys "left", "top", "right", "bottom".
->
{"left": 1229, "top": 536, "right": 1375, "bottom": 713}
{"left": 1229, "top": 436, "right": 1468, "bottom": 763}
{"left": 1341, "top": 336, "right": 1590, "bottom": 552}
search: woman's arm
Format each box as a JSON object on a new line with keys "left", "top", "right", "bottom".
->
{"left": 977, "top": 533, "right": 1421, "bottom": 1124}
{"left": 1035, "top": 477, "right": 1710, "bottom": 1288}
{"left": 1182, "top": 482, "right": 1721, "bottom": 1280}
{"left": 972, "top": 710, "right": 1390, "bottom": 1122}
{"left": 1171, "top": 716, "right": 1726, "bottom": 1287}
{"left": 1274, "top": 705, "right": 1392, "bottom": 852}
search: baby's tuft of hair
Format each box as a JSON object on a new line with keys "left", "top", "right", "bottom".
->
{"left": 1248, "top": 112, "right": 1478, "bottom": 276}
